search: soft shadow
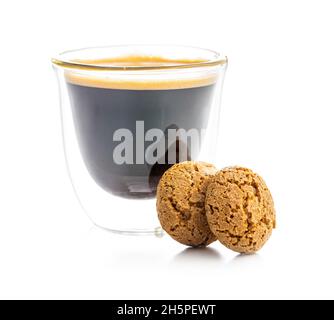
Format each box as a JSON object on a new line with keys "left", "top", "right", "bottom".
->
{"left": 227, "top": 253, "right": 263, "bottom": 269}
{"left": 172, "top": 247, "right": 223, "bottom": 266}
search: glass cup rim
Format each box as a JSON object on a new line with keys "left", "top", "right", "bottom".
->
{"left": 51, "top": 44, "right": 227, "bottom": 72}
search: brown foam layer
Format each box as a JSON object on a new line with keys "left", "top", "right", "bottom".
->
{"left": 74, "top": 55, "right": 207, "bottom": 67}
{"left": 65, "top": 55, "right": 218, "bottom": 90}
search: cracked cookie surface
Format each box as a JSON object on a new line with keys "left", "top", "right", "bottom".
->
{"left": 157, "top": 161, "right": 218, "bottom": 247}
{"left": 205, "top": 167, "right": 276, "bottom": 253}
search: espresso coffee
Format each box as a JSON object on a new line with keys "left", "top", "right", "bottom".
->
{"left": 66, "top": 56, "right": 217, "bottom": 198}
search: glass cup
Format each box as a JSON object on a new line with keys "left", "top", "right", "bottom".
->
{"left": 52, "top": 45, "right": 227, "bottom": 234}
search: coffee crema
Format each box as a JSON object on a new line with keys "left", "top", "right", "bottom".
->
{"left": 66, "top": 56, "right": 218, "bottom": 198}
{"left": 66, "top": 55, "right": 218, "bottom": 90}
{"left": 74, "top": 55, "right": 207, "bottom": 67}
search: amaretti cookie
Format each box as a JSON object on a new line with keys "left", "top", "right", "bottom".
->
{"left": 205, "top": 167, "right": 276, "bottom": 253}
{"left": 157, "top": 161, "right": 218, "bottom": 247}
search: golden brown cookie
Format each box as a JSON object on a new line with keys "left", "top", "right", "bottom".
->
{"left": 205, "top": 167, "right": 276, "bottom": 254}
{"left": 157, "top": 161, "right": 218, "bottom": 247}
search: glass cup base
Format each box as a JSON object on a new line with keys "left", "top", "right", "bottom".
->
{"left": 95, "top": 225, "right": 165, "bottom": 237}
{"left": 79, "top": 196, "right": 164, "bottom": 236}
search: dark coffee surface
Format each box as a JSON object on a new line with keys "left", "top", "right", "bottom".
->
{"left": 67, "top": 82, "right": 215, "bottom": 198}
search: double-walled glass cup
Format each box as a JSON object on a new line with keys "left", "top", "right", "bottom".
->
{"left": 52, "top": 45, "right": 227, "bottom": 234}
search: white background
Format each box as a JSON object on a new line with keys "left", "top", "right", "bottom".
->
{"left": 0, "top": 0, "right": 334, "bottom": 300}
